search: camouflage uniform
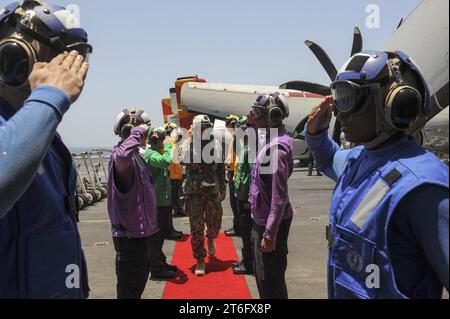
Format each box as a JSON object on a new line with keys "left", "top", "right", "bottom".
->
{"left": 179, "top": 138, "right": 226, "bottom": 261}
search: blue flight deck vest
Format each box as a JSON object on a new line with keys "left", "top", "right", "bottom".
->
{"left": 327, "top": 137, "right": 449, "bottom": 299}
{"left": 0, "top": 102, "right": 89, "bottom": 299}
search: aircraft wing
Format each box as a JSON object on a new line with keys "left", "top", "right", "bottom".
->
{"left": 180, "top": 82, "right": 327, "bottom": 134}
{"left": 384, "top": 0, "right": 449, "bottom": 135}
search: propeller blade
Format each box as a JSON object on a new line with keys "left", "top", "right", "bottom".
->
{"left": 292, "top": 115, "right": 310, "bottom": 139}
{"left": 305, "top": 40, "right": 338, "bottom": 82}
{"left": 351, "top": 26, "right": 363, "bottom": 56}
{"left": 279, "top": 81, "right": 331, "bottom": 96}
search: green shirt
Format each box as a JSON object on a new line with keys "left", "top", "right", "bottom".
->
{"left": 235, "top": 143, "right": 254, "bottom": 202}
{"left": 143, "top": 144, "right": 173, "bottom": 207}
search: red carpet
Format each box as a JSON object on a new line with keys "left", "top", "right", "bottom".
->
{"left": 163, "top": 233, "right": 252, "bottom": 299}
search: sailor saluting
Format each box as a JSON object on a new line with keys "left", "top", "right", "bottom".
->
{"left": 0, "top": 1, "right": 91, "bottom": 298}
{"left": 306, "top": 50, "right": 449, "bottom": 299}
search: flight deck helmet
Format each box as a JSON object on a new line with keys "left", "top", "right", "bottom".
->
{"left": 331, "top": 50, "right": 429, "bottom": 132}
{"left": 0, "top": 1, "right": 93, "bottom": 87}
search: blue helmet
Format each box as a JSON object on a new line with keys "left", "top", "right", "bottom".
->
{"left": 0, "top": 1, "right": 92, "bottom": 87}
{"left": 332, "top": 50, "right": 430, "bottom": 131}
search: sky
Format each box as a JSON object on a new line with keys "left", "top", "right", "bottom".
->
{"left": 1, "top": 0, "right": 423, "bottom": 148}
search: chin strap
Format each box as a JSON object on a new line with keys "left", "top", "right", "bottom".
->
{"left": 363, "top": 90, "right": 398, "bottom": 150}
{"left": 363, "top": 131, "right": 395, "bottom": 149}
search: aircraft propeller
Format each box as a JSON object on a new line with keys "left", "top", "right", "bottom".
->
{"left": 303, "top": 26, "right": 364, "bottom": 145}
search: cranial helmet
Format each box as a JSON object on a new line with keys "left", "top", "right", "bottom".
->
{"left": 114, "top": 108, "right": 151, "bottom": 139}
{"left": 332, "top": 50, "right": 429, "bottom": 148}
{"left": 192, "top": 114, "right": 212, "bottom": 128}
{"left": 0, "top": 1, "right": 93, "bottom": 87}
{"left": 252, "top": 92, "right": 290, "bottom": 124}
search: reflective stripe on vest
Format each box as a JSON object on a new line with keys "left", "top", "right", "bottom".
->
{"left": 350, "top": 169, "right": 402, "bottom": 229}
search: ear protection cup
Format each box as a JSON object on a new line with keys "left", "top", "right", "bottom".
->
{"left": 385, "top": 60, "right": 423, "bottom": 130}
{"left": 268, "top": 94, "right": 290, "bottom": 124}
{"left": 269, "top": 107, "right": 284, "bottom": 123}
{"left": 120, "top": 124, "right": 134, "bottom": 140}
{"left": 149, "top": 128, "right": 167, "bottom": 148}
{"left": 385, "top": 85, "right": 422, "bottom": 130}
{"left": 0, "top": 38, "right": 38, "bottom": 87}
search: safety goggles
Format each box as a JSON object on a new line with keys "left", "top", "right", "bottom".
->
{"left": 64, "top": 42, "right": 93, "bottom": 63}
{"left": 16, "top": 21, "right": 93, "bottom": 61}
{"left": 330, "top": 80, "right": 380, "bottom": 115}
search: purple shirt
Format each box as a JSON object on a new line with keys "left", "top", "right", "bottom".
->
{"left": 113, "top": 127, "right": 147, "bottom": 192}
{"left": 249, "top": 127, "right": 294, "bottom": 241}
{"left": 107, "top": 127, "right": 159, "bottom": 238}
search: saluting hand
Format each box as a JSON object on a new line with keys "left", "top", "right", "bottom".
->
{"left": 307, "top": 96, "right": 334, "bottom": 135}
{"left": 29, "top": 50, "right": 89, "bottom": 104}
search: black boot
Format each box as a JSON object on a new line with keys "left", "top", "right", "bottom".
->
{"left": 164, "top": 262, "right": 178, "bottom": 273}
{"left": 225, "top": 228, "right": 240, "bottom": 237}
{"left": 232, "top": 262, "right": 253, "bottom": 275}
{"left": 165, "top": 230, "right": 182, "bottom": 240}
{"left": 150, "top": 268, "right": 177, "bottom": 281}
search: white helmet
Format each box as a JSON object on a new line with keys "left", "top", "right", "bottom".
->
{"left": 192, "top": 114, "right": 212, "bottom": 128}
{"left": 114, "top": 108, "right": 151, "bottom": 137}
